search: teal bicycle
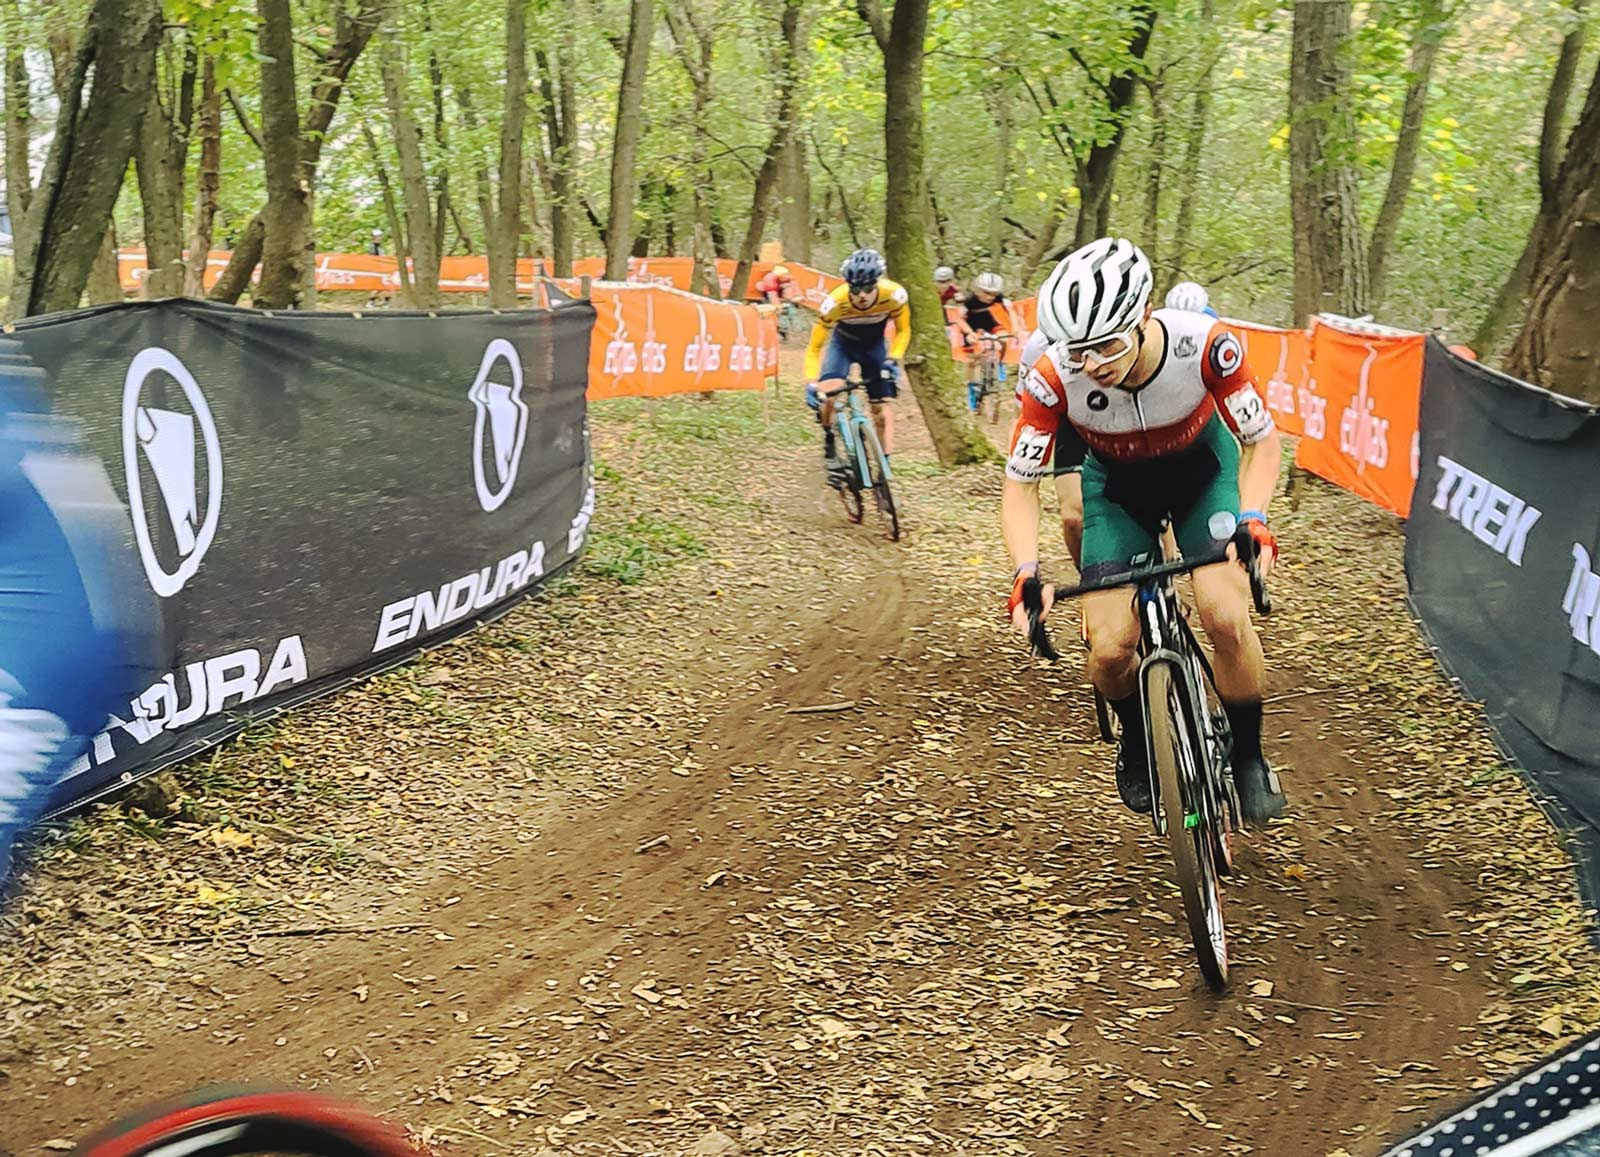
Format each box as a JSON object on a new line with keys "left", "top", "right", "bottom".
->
{"left": 823, "top": 377, "right": 900, "bottom": 542}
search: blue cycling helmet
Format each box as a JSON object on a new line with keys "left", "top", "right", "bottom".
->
{"left": 841, "top": 248, "right": 887, "bottom": 290}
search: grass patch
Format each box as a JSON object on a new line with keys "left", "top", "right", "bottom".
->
{"left": 584, "top": 513, "right": 708, "bottom": 585}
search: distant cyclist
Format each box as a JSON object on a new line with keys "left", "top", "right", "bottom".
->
{"left": 754, "top": 264, "right": 796, "bottom": 308}
{"left": 958, "top": 272, "right": 1013, "bottom": 412}
{"left": 1165, "top": 281, "right": 1219, "bottom": 318}
{"left": 935, "top": 266, "right": 961, "bottom": 306}
{"left": 804, "top": 249, "right": 909, "bottom": 488}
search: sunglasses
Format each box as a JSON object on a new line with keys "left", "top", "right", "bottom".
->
{"left": 1064, "top": 324, "right": 1138, "bottom": 371}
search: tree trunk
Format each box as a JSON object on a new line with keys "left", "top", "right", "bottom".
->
{"left": 989, "top": 87, "right": 1011, "bottom": 261}
{"left": 5, "top": 32, "right": 32, "bottom": 235}
{"left": 10, "top": 0, "right": 163, "bottom": 319}
{"left": 1288, "top": 0, "right": 1366, "bottom": 324}
{"left": 1507, "top": 55, "right": 1600, "bottom": 395}
{"left": 1141, "top": 75, "right": 1166, "bottom": 274}
{"left": 873, "top": 0, "right": 996, "bottom": 466}
{"left": 86, "top": 224, "right": 123, "bottom": 305}
{"left": 135, "top": 39, "right": 197, "bottom": 300}
{"left": 729, "top": 0, "right": 802, "bottom": 300}
{"left": 1505, "top": 184, "right": 1600, "bottom": 399}
{"left": 604, "top": 0, "right": 653, "bottom": 279}
{"left": 1366, "top": 0, "right": 1447, "bottom": 308}
{"left": 1019, "top": 198, "right": 1064, "bottom": 287}
{"left": 664, "top": 0, "right": 722, "bottom": 286}
{"left": 535, "top": 28, "right": 579, "bottom": 276}
{"left": 211, "top": 0, "right": 383, "bottom": 305}
{"left": 185, "top": 57, "right": 222, "bottom": 296}
{"left": 381, "top": 26, "right": 441, "bottom": 307}
{"left": 486, "top": 0, "right": 528, "bottom": 308}
{"left": 1169, "top": 0, "right": 1216, "bottom": 279}
{"left": 363, "top": 121, "right": 413, "bottom": 303}
{"left": 254, "top": 0, "right": 307, "bottom": 309}
{"left": 779, "top": 131, "right": 812, "bottom": 264}
{"left": 811, "top": 127, "right": 860, "bottom": 249}
{"left": 1475, "top": 0, "right": 1588, "bottom": 357}
{"left": 1071, "top": 4, "right": 1157, "bottom": 250}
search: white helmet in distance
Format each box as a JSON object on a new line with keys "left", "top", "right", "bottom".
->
{"left": 934, "top": 265, "right": 956, "bottom": 283}
{"left": 1036, "top": 237, "right": 1154, "bottom": 345}
{"left": 974, "top": 271, "right": 1004, "bottom": 295}
{"left": 1165, "top": 281, "right": 1210, "bottom": 313}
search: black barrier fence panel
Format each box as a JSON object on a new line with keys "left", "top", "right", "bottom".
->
{"left": 8, "top": 298, "right": 595, "bottom": 814}
{"left": 1406, "top": 337, "right": 1600, "bottom": 889}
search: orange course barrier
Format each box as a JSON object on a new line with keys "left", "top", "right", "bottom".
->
{"left": 1226, "top": 317, "right": 1314, "bottom": 440}
{"left": 587, "top": 284, "right": 779, "bottom": 400}
{"left": 119, "top": 249, "right": 845, "bottom": 306}
{"left": 1291, "top": 316, "right": 1425, "bottom": 517}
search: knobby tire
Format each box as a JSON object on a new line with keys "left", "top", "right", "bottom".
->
{"left": 73, "top": 1088, "right": 417, "bottom": 1157}
{"left": 860, "top": 419, "right": 900, "bottom": 542}
{"left": 1147, "top": 662, "right": 1229, "bottom": 991}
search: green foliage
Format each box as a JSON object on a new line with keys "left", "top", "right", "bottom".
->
{"left": 16, "top": 0, "right": 1592, "bottom": 334}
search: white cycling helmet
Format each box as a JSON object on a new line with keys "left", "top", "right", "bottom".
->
{"left": 974, "top": 271, "right": 1003, "bottom": 295}
{"left": 1165, "top": 281, "right": 1210, "bottom": 314}
{"left": 934, "top": 266, "right": 955, "bottom": 282}
{"left": 1036, "top": 237, "right": 1153, "bottom": 345}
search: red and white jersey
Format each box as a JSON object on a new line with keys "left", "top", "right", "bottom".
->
{"left": 1005, "top": 309, "right": 1274, "bottom": 482}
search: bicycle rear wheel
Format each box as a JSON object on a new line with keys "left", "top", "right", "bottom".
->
{"left": 859, "top": 420, "right": 900, "bottom": 542}
{"left": 1146, "top": 661, "right": 1229, "bottom": 991}
{"left": 74, "top": 1088, "right": 417, "bottom": 1157}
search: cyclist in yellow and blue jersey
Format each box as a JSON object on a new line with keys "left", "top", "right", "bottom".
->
{"left": 804, "top": 248, "right": 910, "bottom": 487}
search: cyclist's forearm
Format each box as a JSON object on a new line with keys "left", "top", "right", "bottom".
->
{"left": 889, "top": 309, "right": 912, "bottom": 359}
{"left": 1002, "top": 477, "right": 1043, "bottom": 571}
{"left": 1237, "top": 427, "right": 1284, "bottom": 514}
{"left": 803, "top": 327, "right": 829, "bottom": 380}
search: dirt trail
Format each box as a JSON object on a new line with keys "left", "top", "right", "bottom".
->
{"left": 3, "top": 360, "right": 1599, "bottom": 1157}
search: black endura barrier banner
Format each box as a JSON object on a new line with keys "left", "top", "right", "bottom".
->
{"left": 10, "top": 298, "right": 595, "bottom": 813}
{"left": 1406, "top": 338, "right": 1600, "bottom": 891}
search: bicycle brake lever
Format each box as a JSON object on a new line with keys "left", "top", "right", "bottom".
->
{"left": 1021, "top": 577, "right": 1061, "bottom": 661}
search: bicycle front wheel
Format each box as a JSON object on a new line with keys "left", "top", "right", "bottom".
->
{"left": 1146, "top": 661, "right": 1229, "bottom": 991}
{"left": 74, "top": 1088, "right": 418, "bottom": 1157}
{"left": 858, "top": 420, "right": 900, "bottom": 542}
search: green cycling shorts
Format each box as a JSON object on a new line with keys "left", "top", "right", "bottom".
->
{"left": 1079, "top": 414, "right": 1241, "bottom": 583}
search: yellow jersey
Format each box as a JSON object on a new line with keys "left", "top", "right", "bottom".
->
{"left": 804, "top": 279, "right": 912, "bottom": 381}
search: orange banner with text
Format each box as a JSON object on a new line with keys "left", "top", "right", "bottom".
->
{"left": 587, "top": 284, "right": 780, "bottom": 400}
{"left": 120, "top": 249, "right": 845, "bottom": 306}
{"left": 1290, "top": 317, "right": 1425, "bottom": 517}
{"left": 1225, "top": 318, "right": 1314, "bottom": 440}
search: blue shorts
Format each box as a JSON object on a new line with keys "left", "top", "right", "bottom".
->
{"left": 818, "top": 336, "right": 898, "bottom": 401}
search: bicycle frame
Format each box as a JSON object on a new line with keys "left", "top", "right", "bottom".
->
{"left": 829, "top": 382, "right": 894, "bottom": 486}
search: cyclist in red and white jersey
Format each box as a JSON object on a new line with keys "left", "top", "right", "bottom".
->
{"left": 1002, "top": 238, "right": 1286, "bottom": 821}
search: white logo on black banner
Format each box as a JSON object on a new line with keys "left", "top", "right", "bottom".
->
{"left": 469, "top": 339, "right": 528, "bottom": 512}
{"left": 121, "top": 348, "right": 223, "bottom": 599}
{"left": 1431, "top": 454, "right": 1542, "bottom": 566}
{"left": 1564, "top": 544, "right": 1600, "bottom": 657}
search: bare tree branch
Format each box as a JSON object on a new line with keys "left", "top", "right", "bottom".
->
{"left": 225, "top": 86, "right": 264, "bottom": 151}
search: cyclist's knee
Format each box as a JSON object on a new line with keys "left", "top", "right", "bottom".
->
{"left": 1086, "top": 615, "right": 1139, "bottom": 675}
{"left": 1196, "top": 589, "right": 1253, "bottom": 654}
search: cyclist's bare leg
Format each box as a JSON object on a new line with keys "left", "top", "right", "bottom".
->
{"left": 1083, "top": 587, "right": 1140, "bottom": 700}
{"left": 1189, "top": 561, "right": 1265, "bottom": 701}
{"left": 1191, "top": 558, "right": 1283, "bottom": 817}
{"left": 871, "top": 400, "right": 895, "bottom": 455}
{"left": 1054, "top": 472, "right": 1084, "bottom": 570}
{"left": 816, "top": 375, "right": 846, "bottom": 434}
